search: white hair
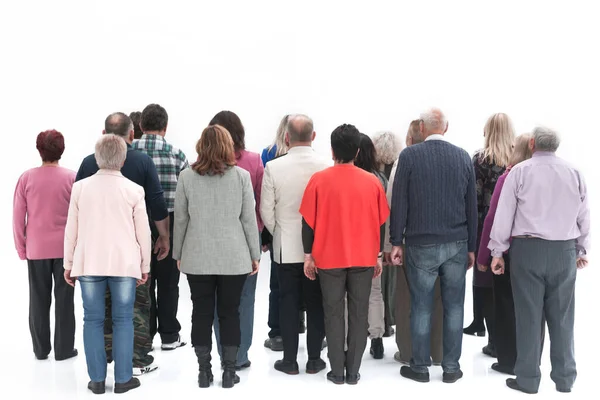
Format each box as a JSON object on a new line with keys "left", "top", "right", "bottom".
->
{"left": 419, "top": 107, "right": 448, "bottom": 133}
{"left": 532, "top": 126, "right": 560, "bottom": 152}
{"left": 95, "top": 134, "right": 127, "bottom": 170}
{"left": 372, "top": 131, "right": 403, "bottom": 166}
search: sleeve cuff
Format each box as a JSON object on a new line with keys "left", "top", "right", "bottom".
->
{"left": 490, "top": 250, "right": 504, "bottom": 258}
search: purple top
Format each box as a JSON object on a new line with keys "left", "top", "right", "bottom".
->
{"left": 488, "top": 152, "right": 590, "bottom": 258}
{"left": 477, "top": 168, "right": 511, "bottom": 266}
{"left": 236, "top": 150, "right": 265, "bottom": 232}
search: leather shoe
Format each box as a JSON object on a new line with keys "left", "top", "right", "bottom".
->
{"left": 482, "top": 344, "right": 497, "bottom": 358}
{"left": 346, "top": 373, "right": 360, "bottom": 385}
{"left": 506, "top": 378, "right": 537, "bottom": 394}
{"left": 56, "top": 349, "right": 78, "bottom": 361}
{"left": 264, "top": 337, "right": 284, "bottom": 352}
{"left": 463, "top": 321, "right": 486, "bottom": 337}
{"left": 327, "top": 371, "right": 344, "bottom": 385}
{"left": 87, "top": 381, "right": 105, "bottom": 395}
{"left": 235, "top": 361, "right": 251, "bottom": 371}
{"left": 274, "top": 360, "right": 299, "bottom": 375}
{"left": 400, "top": 366, "right": 430, "bottom": 383}
{"left": 114, "top": 378, "right": 141, "bottom": 394}
{"left": 443, "top": 370, "right": 463, "bottom": 383}
{"left": 491, "top": 363, "right": 515, "bottom": 375}
{"left": 370, "top": 338, "right": 384, "bottom": 359}
{"left": 306, "top": 358, "right": 326, "bottom": 374}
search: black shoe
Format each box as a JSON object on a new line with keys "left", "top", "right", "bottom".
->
{"left": 235, "top": 361, "right": 251, "bottom": 371}
{"left": 195, "top": 346, "right": 213, "bottom": 388}
{"left": 443, "top": 370, "right": 463, "bottom": 383}
{"left": 327, "top": 371, "right": 345, "bottom": 385}
{"left": 274, "top": 359, "right": 300, "bottom": 375}
{"left": 370, "top": 338, "right": 384, "bottom": 359}
{"left": 264, "top": 336, "right": 284, "bottom": 352}
{"left": 114, "top": 378, "right": 141, "bottom": 394}
{"left": 400, "top": 366, "right": 430, "bottom": 383}
{"left": 383, "top": 325, "right": 395, "bottom": 338}
{"left": 346, "top": 373, "right": 360, "bottom": 385}
{"left": 35, "top": 354, "right": 49, "bottom": 361}
{"left": 56, "top": 349, "right": 78, "bottom": 361}
{"left": 491, "top": 363, "right": 515, "bottom": 375}
{"left": 306, "top": 358, "right": 326, "bottom": 374}
{"left": 222, "top": 346, "right": 240, "bottom": 388}
{"left": 506, "top": 378, "right": 537, "bottom": 394}
{"left": 463, "top": 321, "right": 486, "bottom": 337}
{"left": 482, "top": 344, "right": 497, "bottom": 358}
{"left": 87, "top": 381, "right": 105, "bottom": 395}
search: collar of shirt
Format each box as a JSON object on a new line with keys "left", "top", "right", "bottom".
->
{"left": 96, "top": 169, "right": 123, "bottom": 177}
{"left": 287, "top": 146, "right": 314, "bottom": 154}
{"left": 532, "top": 151, "right": 556, "bottom": 158}
{"left": 425, "top": 134, "right": 446, "bottom": 142}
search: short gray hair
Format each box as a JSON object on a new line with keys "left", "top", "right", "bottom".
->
{"left": 532, "top": 126, "right": 560, "bottom": 152}
{"left": 287, "top": 114, "right": 314, "bottom": 143}
{"left": 95, "top": 134, "right": 127, "bottom": 170}
{"left": 419, "top": 107, "right": 448, "bottom": 133}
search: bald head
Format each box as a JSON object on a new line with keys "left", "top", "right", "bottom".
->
{"left": 287, "top": 114, "right": 315, "bottom": 145}
{"left": 419, "top": 107, "right": 448, "bottom": 137}
{"left": 104, "top": 112, "right": 134, "bottom": 140}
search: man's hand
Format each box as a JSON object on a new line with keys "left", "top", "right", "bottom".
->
{"left": 491, "top": 256, "right": 505, "bottom": 275}
{"left": 262, "top": 245, "right": 269, "bottom": 253}
{"left": 383, "top": 252, "right": 392, "bottom": 266}
{"left": 576, "top": 257, "right": 588, "bottom": 270}
{"left": 304, "top": 254, "right": 317, "bottom": 280}
{"left": 64, "top": 269, "right": 76, "bottom": 287}
{"left": 250, "top": 260, "right": 260, "bottom": 276}
{"left": 467, "top": 252, "right": 475, "bottom": 270}
{"left": 391, "top": 246, "right": 403, "bottom": 266}
{"left": 373, "top": 257, "right": 383, "bottom": 279}
{"left": 153, "top": 235, "right": 170, "bottom": 261}
{"left": 137, "top": 273, "right": 149, "bottom": 287}
{"left": 477, "top": 264, "right": 488, "bottom": 272}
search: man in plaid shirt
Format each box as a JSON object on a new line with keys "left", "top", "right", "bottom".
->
{"left": 133, "top": 103, "right": 189, "bottom": 350}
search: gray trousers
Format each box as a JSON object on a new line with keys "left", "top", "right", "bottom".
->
{"left": 319, "top": 267, "right": 373, "bottom": 376}
{"left": 511, "top": 238, "right": 577, "bottom": 392}
{"left": 344, "top": 275, "right": 385, "bottom": 341}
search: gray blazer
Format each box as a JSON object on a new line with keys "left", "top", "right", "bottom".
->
{"left": 173, "top": 166, "right": 260, "bottom": 275}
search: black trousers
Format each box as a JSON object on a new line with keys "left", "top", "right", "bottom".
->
{"left": 27, "top": 259, "right": 75, "bottom": 359}
{"left": 482, "top": 286, "right": 495, "bottom": 348}
{"left": 493, "top": 254, "right": 546, "bottom": 369}
{"left": 267, "top": 246, "right": 281, "bottom": 338}
{"left": 150, "top": 213, "right": 181, "bottom": 344}
{"left": 187, "top": 274, "right": 247, "bottom": 347}
{"left": 278, "top": 263, "right": 325, "bottom": 361}
{"left": 319, "top": 267, "right": 373, "bottom": 376}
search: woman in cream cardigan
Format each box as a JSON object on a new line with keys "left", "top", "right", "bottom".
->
{"left": 63, "top": 134, "right": 151, "bottom": 395}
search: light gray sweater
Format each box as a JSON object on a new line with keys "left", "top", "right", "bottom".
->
{"left": 173, "top": 166, "right": 260, "bottom": 275}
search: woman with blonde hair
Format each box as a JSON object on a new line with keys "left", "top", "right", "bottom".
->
{"left": 464, "top": 113, "right": 515, "bottom": 357}
{"left": 476, "top": 133, "right": 544, "bottom": 375}
{"left": 173, "top": 125, "right": 260, "bottom": 389}
{"left": 372, "top": 131, "right": 403, "bottom": 337}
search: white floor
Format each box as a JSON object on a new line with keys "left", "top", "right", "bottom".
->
{"left": 1, "top": 251, "right": 597, "bottom": 399}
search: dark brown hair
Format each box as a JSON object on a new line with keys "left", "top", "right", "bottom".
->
{"left": 209, "top": 111, "right": 245, "bottom": 152}
{"left": 192, "top": 125, "right": 237, "bottom": 175}
{"left": 36, "top": 130, "right": 65, "bottom": 162}
{"left": 129, "top": 111, "right": 143, "bottom": 139}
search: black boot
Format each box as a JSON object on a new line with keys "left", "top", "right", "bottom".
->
{"left": 221, "top": 346, "right": 240, "bottom": 389}
{"left": 370, "top": 338, "right": 384, "bottom": 359}
{"left": 194, "top": 346, "right": 213, "bottom": 388}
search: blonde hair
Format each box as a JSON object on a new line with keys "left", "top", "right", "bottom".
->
{"left": 482, "top": 113, "right": 515, "bottom": 168}
{"left": 95, "top": 134, "right": 127, "bottom": 170}
{"left": 509, "top": 133, "right": 533, "bottom": 166}
{"left": 372, "top": 131, "right": 403, "bottom": 166}
{"left": 268, "top": 115, "right": 290, "bottom": 157}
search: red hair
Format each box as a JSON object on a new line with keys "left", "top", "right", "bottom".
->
{"left": 36, "top": 130, "right": 65, "bottom": 162}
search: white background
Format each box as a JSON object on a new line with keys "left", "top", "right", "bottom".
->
{"left": 0, "top": 0, "right": 598, "bottom": 398}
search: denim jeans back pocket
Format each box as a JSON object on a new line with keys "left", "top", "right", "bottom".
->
{"left": 406, "top": 244, "right": 443, "bottom": 275}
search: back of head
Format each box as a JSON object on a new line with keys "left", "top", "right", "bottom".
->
{"left": 532, "top": 126, "right": 560, "bottom": 153}
{"left": 105, "top": 112, "right": 133, "bottom": 138}
{"left": 419, "top": 107, "right": 448, "bottom": 135}
{"left": 287, "top": 114, "right": 314, "bottom": 144}
{"left": 372, "top": 131, "right": 402, "bottom": 166}
{"left": 510, "top": 133, "right": 533, "bottom": 166}
{"left": 406, "top": 120, "right": 423, "bottom": 146}
{"left": 483, "top": 113, "right": 515, "bottom": 168}
{"left": 95, "top": 134, "right": 127, "bottom": 170}
{"left": 141, "top": 104, "right": 168, "bottom": 133}
{"left": 36, "top": 129, "right": 65, "bottom": 162}
{"left": 129, "top": 111, "right": 143, "bottom": 139}
{"left": 192, "top": 125, "right": 237, "bottom": 175}
{"left": 331, "top": 124, "right": 361, "bottom": 163}
{"left": 210, "top": 111, "right": 245, "bottom": 152}
{"left": 355, "top": 133, "right": 377, "bottom": 173}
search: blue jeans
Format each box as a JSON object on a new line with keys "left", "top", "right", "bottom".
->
{"left": 79, "top": 276, "right": 137, "bottom": 384}
{"left": 214, "top": 272, "right": 257, "bottom": 366}
{"left": 405, "top": 240, "right": 467, "bottom": 374}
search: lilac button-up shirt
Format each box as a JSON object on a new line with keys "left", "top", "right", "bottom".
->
{"left": 488, "top": 151, "right": 590, "bottom": 258}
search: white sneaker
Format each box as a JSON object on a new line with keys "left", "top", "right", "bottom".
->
{"left": 133, "top": 364, "right": 159, "bottom": 376}
{"left": 161, "top": 335, "right": 187, "bottom": 351}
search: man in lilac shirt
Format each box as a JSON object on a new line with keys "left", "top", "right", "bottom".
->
{"left": 488, "top": 126, "right": 590, "bottom": 394}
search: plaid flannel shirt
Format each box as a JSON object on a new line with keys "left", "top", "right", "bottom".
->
{"left": 132, "top": 134, "right": 189, "bottom": 212}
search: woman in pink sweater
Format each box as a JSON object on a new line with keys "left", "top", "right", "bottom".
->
{"left": 13, "top": 129, "right": 77, "bottom": 362}
{"left": 63, "top": 134, "right": 152, "bottom": 395}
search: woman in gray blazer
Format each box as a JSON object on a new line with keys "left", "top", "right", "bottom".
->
{"left": 173, "top": 125, "right": 260, "bottom": 389}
